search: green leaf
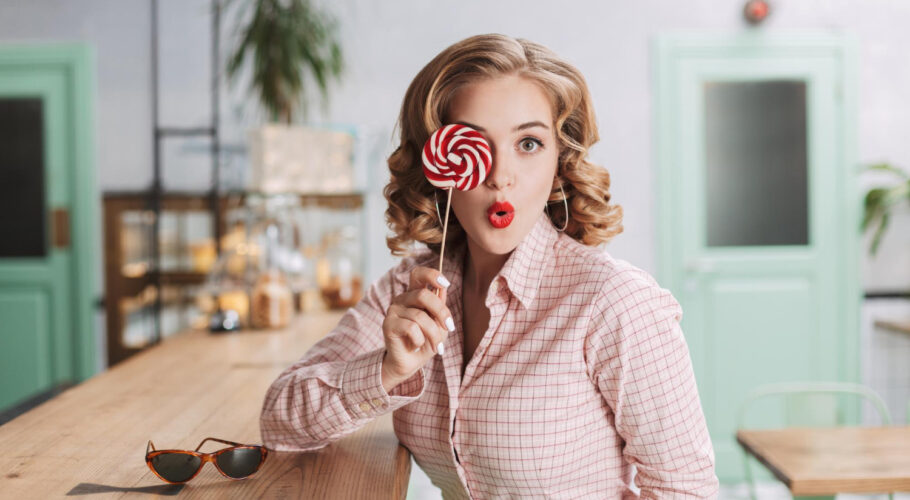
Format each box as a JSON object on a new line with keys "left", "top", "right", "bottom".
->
{"left": 869, "top": 211, "right": 890, "bottom": 256}
{"left": 861, "top": 187, "right": 887, "bottom": 232}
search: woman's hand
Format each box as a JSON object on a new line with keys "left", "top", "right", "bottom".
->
{"left": 380, "top": 266, "right": 454, "bottom": 393}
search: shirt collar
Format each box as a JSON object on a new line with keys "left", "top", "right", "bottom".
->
{"left": 494, "top": 212, "right": 559, "bottom": 309}
{"left": 401, "top": 212, "right": 559, "bottom": 309}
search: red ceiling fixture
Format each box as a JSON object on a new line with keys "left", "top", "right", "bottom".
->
{"left": 744, "top": 0, "right": 771, "bottom": 24}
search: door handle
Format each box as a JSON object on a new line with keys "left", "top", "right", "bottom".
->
{"left": 684, "top": 259, "right": 713, "bottom": 292}
{"left": 685, "top": 259, "right": 714, "bottom": 273}
{"left": 51, "top": 207, "right": 70, "bottom": 249}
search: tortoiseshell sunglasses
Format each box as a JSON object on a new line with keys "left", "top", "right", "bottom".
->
{"left": 145, "top": 437, "right": 268, "bottom": 484}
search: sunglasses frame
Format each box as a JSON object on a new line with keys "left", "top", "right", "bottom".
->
{"left": 145, "top": 437, "right": 268, "bottom": 484}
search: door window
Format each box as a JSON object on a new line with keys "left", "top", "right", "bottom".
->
{"left": 703, "top": 80, "right": 809, "bottom": 247}
{"left": 0, "top": 98, "right": 46, "bottom": 257}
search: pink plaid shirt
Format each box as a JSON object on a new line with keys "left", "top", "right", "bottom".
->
{"left": 260, "top": 212, "right": 718, "bottom": 499}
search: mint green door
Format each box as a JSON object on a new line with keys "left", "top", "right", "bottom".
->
{"left": 0, "top": 44, "right": 98, "bottom": 412}
{"left": 654, "top": 35, "right": 859, "bottom": 482}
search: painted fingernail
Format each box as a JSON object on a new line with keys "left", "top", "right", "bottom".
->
{"left": 437, "top": 275, "right": 451, "bottom": 288}
{"left": 445, "top": 317, "right": 455, "bottom": 332}
{"left": 437, "top": 342, "right": 445, "bottom": 356}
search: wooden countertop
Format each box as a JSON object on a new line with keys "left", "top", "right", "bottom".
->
{"left": 0, "top": 311, "right": 411, "bottom": 499}
{"left": 737, "top": 426, "right": 910, "bottom": 495}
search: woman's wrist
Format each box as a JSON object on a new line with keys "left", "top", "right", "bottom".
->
{"left": 380, "top": 350, "right": 409, "bottom": 394}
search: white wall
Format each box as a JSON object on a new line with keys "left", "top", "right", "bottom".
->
{"left": 2, "top": 0, "right": 909, "bottom": 363}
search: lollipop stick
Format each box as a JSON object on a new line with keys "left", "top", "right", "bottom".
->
{"left": 436, "top": 188, "right": 453, "bottom": 298}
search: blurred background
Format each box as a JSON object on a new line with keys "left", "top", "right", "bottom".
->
{"left": 1, "top": 0, "right": 909, "bottom": 498}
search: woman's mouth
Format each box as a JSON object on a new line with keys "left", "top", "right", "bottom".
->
{"left": 487, "top": 201, "right": 515, "bottom": 229}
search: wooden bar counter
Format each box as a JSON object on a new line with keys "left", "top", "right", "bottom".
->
{"left": 0, "top": 311, "right": 412, "bottom": 499}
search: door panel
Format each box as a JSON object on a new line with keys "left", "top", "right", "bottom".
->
{"left": 711, "top": 277, "right": 815, "bottom": 431}
{"left": 0, "top": 290, "right": 52, "bottom": 408}
{"left": 655, "top": 35, "right": 859, "bottom": 482}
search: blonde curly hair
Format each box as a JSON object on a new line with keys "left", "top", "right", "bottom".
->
{"left": 384, "top": 33, "right": 623, "bottom": 256}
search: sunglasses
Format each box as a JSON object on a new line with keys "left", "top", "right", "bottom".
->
{"left": 145, "top": 437, "right": 268, "bottom": 484}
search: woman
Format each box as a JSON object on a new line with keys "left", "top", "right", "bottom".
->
{"left": 260, "top": 34, "right": 718, "bottom": 499}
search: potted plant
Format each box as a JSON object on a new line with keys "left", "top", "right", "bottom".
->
{"left": 861, "top": 163, "right": 910, "bottom": 256}
{"left": 225, "top": 0, "right": 351, "bottom": 193}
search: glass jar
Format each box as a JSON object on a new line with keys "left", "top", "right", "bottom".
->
{"left": 319, "top": 225, "right": 362, "bottom": 309}
{"left": 250, "top": 269, "right": 293, "bottom": 329}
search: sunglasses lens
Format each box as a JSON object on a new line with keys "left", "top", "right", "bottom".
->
{"left": 151, "top": 453, "right": 201, "bottom": 483}
{"left": 215, "top": 447, "right": 263, "bottom": 478}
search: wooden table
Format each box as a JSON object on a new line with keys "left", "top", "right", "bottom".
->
{"left": 0, "top": 311, "right": 411, "bottom": 499}
{"left": 737, "top": 426, "right": 910, "bottom": 497}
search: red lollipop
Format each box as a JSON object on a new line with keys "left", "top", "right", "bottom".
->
{"left": 422, "top": 124, "right": 492, "bottom": 190}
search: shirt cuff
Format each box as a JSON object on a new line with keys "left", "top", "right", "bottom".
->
{"left": 341, "top": 347, "right": 426, "bottom": 420}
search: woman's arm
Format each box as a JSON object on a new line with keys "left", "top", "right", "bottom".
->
{"left": 585, "top": 267, "right": 719, "bottom": 499}
{"left": 259, "top": 260, "right": 426, "bottom": 452}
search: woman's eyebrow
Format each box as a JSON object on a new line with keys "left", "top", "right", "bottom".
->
{"left": 455, "top": 120, "right": 549, "bottom": 133}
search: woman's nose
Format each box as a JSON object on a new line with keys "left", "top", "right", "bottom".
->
{"left": 485, "top": 148, "right": 515, "bottom": 191}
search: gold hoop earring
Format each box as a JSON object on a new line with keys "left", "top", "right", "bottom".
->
{"left": 545, "top": 183, "right": 569, "bottom": 232}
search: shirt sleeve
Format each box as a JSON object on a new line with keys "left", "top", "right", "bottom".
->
{"left": 259, "top": 258, "right": 428, "bottom": 452}
{"left": 584, "top": 267, "right": 719, "bottom": 499}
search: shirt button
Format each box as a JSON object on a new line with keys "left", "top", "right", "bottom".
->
{"left": 359, "top": 402, "right": 371, "bottom": 412}
{"left": 489, "top": 280, "right": 499, "bottom": 293}
{"left": 371, "top": 398, "right": 384, "bottom": 408}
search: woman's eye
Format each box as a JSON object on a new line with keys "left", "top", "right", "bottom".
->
{"left": 518, "top": 137, "right": 543, "bottom": 153}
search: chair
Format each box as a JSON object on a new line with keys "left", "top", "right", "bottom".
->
{"left": 736, "top": 382, "right": 893, "bottom": 500}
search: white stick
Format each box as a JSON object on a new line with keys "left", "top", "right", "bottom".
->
{"left": 436, "top": 188, "right": 453, "bottom": 298}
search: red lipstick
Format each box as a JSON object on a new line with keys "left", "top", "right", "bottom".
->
{"left": 487, "top": 201, "right": 515, "bottom": 229}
